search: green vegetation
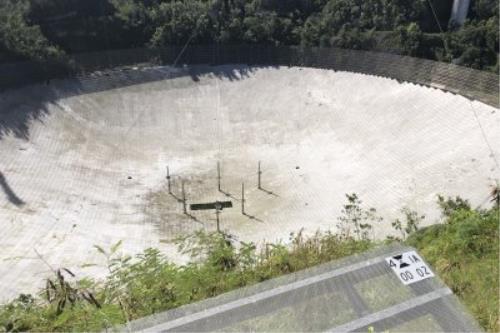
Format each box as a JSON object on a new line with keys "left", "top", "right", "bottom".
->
{"left": 0, "top": 230, "right": 372, "bottom": 331}
{"left": 0, "top": 0, "right": 64, "bottom": 63}
{"left": 0, "top": 193, "right": 498, "bottom": 332}
{"left": 0, "top": 0, "right": 498, "bottom": 71}
{"left": 407, "top": 196, "right": 499, "bottom": 332}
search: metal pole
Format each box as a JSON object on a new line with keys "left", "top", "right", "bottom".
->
{"left": 217, "top": 161, "right": 221, "bottom": 192}
{"left": 492, "top": 181, "right": 499, "bottom": 225}
{"left": 241, "top": 182, "right": 245, "bottom": 215}
{"left": 181, "top": 181, "right": 187, "bottom": 214}
{"left": 215, "top": 201, "right": 221, "bottom": 233}
{"left": 167, "top": 166, "right": 171, "bottom": 194}
{"left": 216, "top": 209, "right": 220, "bottom": 232}
{"left": 258, "top": 161, "right": 262, "bottom": 189}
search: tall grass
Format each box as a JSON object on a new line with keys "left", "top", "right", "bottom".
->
{"left": 0, "top": 230, "right": 372, "bottom": 332}
{"left": 0, "top": 195, "right": 498, "bottom": 332}
{"left": 407, "top": 197, "right": 499, "bottom": 332}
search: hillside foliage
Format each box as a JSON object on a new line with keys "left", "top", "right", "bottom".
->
{"left": 0, "top": 194, "right": 498, "bottom": 332}
{"left": 0, "top": 0, "right": 498, "bottom": 71}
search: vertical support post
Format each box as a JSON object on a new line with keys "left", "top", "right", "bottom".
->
{"left": 258, "top": 161, "right": 262, "bottom": 189}
{"left": 166, "top": 166, "right": 171, "bottom": 194}
{"left": 181, "top": 181, "right": 187, "bottom": 214}
{"left": 493, "top": 181, "right": 499, "bottom": 225}
{"left": 215, "top": 201, "right": 221, "bottom": 233}
{"left": 241, "top": 182, "right": 245, "bottom": 215}
{"left": 216, "top": 209, "right": 220, "bottom": 232}
{"left": 217, "top": 161, "right": 221, "bottom": 192}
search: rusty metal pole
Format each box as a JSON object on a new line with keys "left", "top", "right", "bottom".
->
{"left": 216, "top": 210, "right": 220, "bottom": 232}
{"left": 217, "top": 161, "right": 221, "bottom": 192}
{"left": 241, "top": 182, "right": 245, "bottom": 215}
{"left": 181, "top": 181, "right": 187, "bottom": 214}
{"left": 258, "top": 161, "right": 262, "bottom": 189}
{"left": 215, "top": 201, "right": 221, "bottom": 233}
{"left": 167, "top": 166, "right": 171, "bottom": 194}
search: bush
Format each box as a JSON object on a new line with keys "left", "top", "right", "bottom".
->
{"left": 1, "top": 193, "right": 497, "bottom": 332}
{"left": 0, "top": 229, "right": 373, "bottom": 332}
{"left": 0, "top": 0, "right": 65, "bottom": 62}
{"left": 397, "top": 23, "right": 423, "bottom": 57}
{"left": 406, "top": 199, "right": 499, "bottom": 331}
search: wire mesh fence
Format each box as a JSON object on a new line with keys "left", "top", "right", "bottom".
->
{"left": 117, "top": 244, "right": 481, "bottom": 332}
{"left": 1, "top": 45, "right": 498, "bottom": 108}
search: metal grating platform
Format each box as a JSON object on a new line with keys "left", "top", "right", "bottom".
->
{"left": 119, "top": 244, "right": 481, "bottom": 332}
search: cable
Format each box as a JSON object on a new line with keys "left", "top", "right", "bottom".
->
{"left": 469, "top": 100, "right": 500, "bottom": 170}
{"left": 121, "top": 16, "right": 203, "bottom": 137}
{"left": 173, "top": 33, "right": 197, "bottom": 67}
{"left": 173, "top": 7, "right": 205, "bottom": 67}
{"left": 468, "top": 100, "right": 500, "bottom": 223}
{"left": 425, "top": 0, "right": 450, "bottom": 57}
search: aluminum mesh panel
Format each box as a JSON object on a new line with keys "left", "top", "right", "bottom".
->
{"left": 118, "top": 244, "right": 481, "bottom": 332}
{"left": 1, "top": 46, "right": 498, "bottom": 107}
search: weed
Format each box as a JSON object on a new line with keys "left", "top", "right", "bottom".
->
{"left": 337, "top": 193, "right": 383, "bottom": 240}
{"left": 0, "top": 193, "right": 497, "bottom": 332}
{"left": 390, "top": 207, "right": 425, "bottom": 241}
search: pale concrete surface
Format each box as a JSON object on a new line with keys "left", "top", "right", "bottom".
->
{"left": 0, "top": 65, "right": 498, "bottom": 302}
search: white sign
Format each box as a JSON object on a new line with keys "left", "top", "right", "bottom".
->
{"left": 385, "top": 251, "right": 435, "bottom": 285}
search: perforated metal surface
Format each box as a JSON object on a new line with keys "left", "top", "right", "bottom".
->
{"left": 121, "top": 244, "right": 481, "bottom": 332}
{"left": 1, "top": 46, "right": 498, "bottom": 107}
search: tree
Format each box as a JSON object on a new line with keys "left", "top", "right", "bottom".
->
{"left": 109, "top": 0, "right": 152, "bottom": 47}
{"left": 149, "top": 1, "right": 213, "bottom": 47}
{"left": 0, "top": 0, "right": 64, "bottom": 62}
{"left": 397, "top": 22, "right": 423, "bottom": 56}
{"left": 447, "top": 19, "right": 499, "bottom": 70}
{"left": 330, "top": 27, "right": 375, "bottom": 50}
